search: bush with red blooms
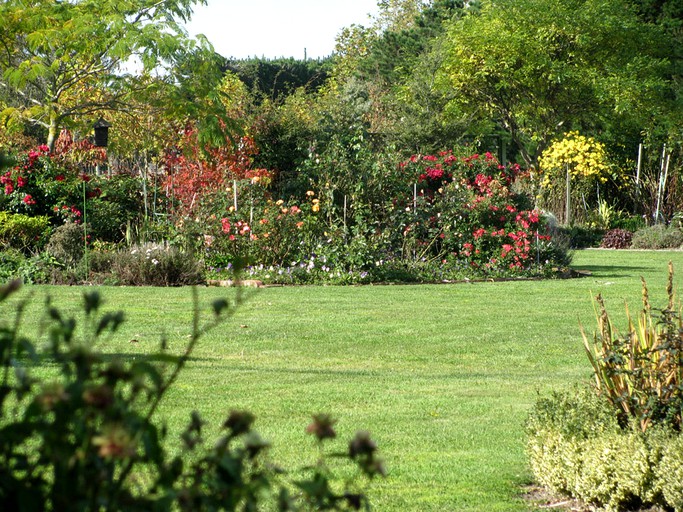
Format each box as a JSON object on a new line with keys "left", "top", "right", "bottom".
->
{"left": 399, "top": 151, "right": 564, "bottom": 274}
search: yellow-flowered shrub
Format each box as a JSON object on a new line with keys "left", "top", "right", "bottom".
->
{"left": 539, "top": 131, "right": 609, "bottom": 188}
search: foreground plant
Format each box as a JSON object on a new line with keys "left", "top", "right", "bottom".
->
{"left": 581, "top": 261, "right": 683, "bottom": 431}
{"left": 0, "top": 280, "right": 384, "bottom": 510}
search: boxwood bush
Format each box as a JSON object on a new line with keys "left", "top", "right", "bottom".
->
{"left": 527, "top": 263, "right": 683, "bottom": 511}
{"left": 527, "top": 388, "right": 683, "bottom": 511}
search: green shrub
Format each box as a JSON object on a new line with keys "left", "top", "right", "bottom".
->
{"left": 0, "top": 211, "right": 51, "bottom": 253}
{"left": 46, "top": 222, "right": 84, "bottom": 267}
{"left": 581, "top": 262, "right": 683, "bottom": 431}
{"left": 554, "top": 225, "right": 604, "bottom": 248}
{"left": 0, "top": 248, "right": 61, "bottom": 284}
{"left": 612, "top": 215, "right": 646, "bottom": 233}
{"left": 657, "top": 435, "right": 683, "bottom": 511}
{"left": 632, "top": 224, "right": 683, "bottom": 249}
{"left": 0, "top": 281, "right": 385, "bottom": 511}
{"left": 528, "top": 263, "right": 683, "bottom": 511}
{"left": 526, "top": 388, "right": 683, "bottom": 511}
{"left": 112, "top": 243, "right": 204, "bottom": 286}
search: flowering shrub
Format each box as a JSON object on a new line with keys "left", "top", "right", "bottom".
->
{"left": 0, "top": 137, "right": 142, "bottom": 242}
{"left": 196, "top": 148, "right": 568, "bottom": 283}
{"left": 400, "top": 151, "right": 561, "bottom": 274}
{"left": 537, "top": 131, "right": 615, "bottom": 224}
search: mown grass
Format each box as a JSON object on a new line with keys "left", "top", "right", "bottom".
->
{"left": 4, "top": 249, "right": 683, "bottom": 510}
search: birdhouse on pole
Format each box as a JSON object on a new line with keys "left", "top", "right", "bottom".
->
{"left": 93, "top": 118, "right": 111, "bottom": 148}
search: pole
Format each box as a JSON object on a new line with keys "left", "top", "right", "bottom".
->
{"left": 233, "top": 180, "right": 238, "bottom": 212}
{"left": 636, "top": 143, "right": 642, "bottom": 187}
{"left": 83, "top": 181, "right": 88, "bottom": 280}
{"left": 565, "top": 164, "right": 571, "bottom": 225}
{"left": 655, "top": 145, "right": 667, "bottom": 223}
{"left": 413, "top": 183, "right": 417, "bottom": 213}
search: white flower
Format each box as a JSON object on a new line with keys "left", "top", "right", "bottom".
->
{"left": 151, "top": 259, "right": 159, "bottom": 266}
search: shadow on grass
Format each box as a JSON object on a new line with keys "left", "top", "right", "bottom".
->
{"left": 571, "top": 264, "right": 652, "bottom": 278}
{"left": 22, "top": 352, "right": 216, "bottom": 368}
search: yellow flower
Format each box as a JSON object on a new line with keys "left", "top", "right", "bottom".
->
{"left": 312, "top": 204, "right": 320, "bottom": 212}
{"left": 306, "top": 190, "right": 315, "bottom": 197}
{"left": 276, "top": 199, "right": 284, "bottom": 206}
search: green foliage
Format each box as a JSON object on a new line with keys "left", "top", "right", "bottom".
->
{"left": 46, "top": 222, "right": 85, "bottom": 268}
{"left": 0, "top": 0, "right": 219, "bottom": 149}
{"left": 527, "top": 387, "right": 683, "bottom": 511}
{"left": 582, "top": 262, "right": 683, "bottom": 431}
{"left": 632, "top": 224, "right": 683, "bottom": 249}
{"left": 225, "top": 57, "right": 332, "bottom": 102}
{"left": 0, "top": 249, "right": 62, "bottom": 284}
{"left": 0, "top": 211, "right": 50, "bottom": 253}
{"left": 111, "top": 244, "right": 205, "bottom": 286}
{"left": 553, "top": 224, "right": 604, "bottom": 249}
{"left": 0, "top": 281, "right": 384, "bottom": 511}
{"left": 438, "top": 0, "right": 676, "bottom": 166}
{"left": 657, "top": 434, "right": 683, "bottom": 511}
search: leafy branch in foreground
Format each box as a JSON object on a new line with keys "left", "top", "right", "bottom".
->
{"left": 0, "top": 280, "right": 384, "bottom": 510}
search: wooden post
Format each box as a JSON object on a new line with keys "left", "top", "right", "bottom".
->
{"left": 413, "top": 183, "right": 417, "bottom": 213}
{"left": 233, "top": 180, "right": 238, "bottom": 212}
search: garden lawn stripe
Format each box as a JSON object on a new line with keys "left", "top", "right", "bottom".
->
{"left": 4, "top": 249, "right": 683, "bottom": 511}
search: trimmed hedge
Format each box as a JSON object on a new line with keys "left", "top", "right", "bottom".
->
{"left": 0, "top": 211, "right": 51, "bottom": 253}
{"left": 526, "top": 388, "right": 683, "bottom": 511}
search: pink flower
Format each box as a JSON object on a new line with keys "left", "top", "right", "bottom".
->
{"left": 221, "top": 218, "right": 231, "bottom": 234}
{"left": 4, "top": 183, "right": 13, "bottom": 195}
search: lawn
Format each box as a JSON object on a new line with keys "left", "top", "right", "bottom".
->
{"left": 5, "top": 249, "right": 683, "bottom": 510}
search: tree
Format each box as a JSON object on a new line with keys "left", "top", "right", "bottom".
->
{"left": 0, "top": 0, "right": 218, "bottom": 151}
{"left": 438, "top": 0, "right": 676, "bottom": 166}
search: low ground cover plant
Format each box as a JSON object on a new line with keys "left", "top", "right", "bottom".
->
{"left": 527, "top": 262, "right": 683, "bottom": 510}
{"left": 632, "top": 224, "right": 683, "bottom": 250}
{"left": 0, "top": 280, "right": 384, "bottom": 510}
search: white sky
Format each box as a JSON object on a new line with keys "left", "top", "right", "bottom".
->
{"left": 185, "top": 0, "right": 380, "bottom": 60}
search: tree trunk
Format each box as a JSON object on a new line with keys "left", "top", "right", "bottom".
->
{"left": 46, "top": 112, "right": 59, "bottom": 153}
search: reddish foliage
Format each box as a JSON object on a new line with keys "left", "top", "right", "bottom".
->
{"left": 161, "top": 127, "right": 272, "bottom": 217}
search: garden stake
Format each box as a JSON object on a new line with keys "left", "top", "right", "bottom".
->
{"left": 83, "top": 180, "right": 88, "bottom": 279}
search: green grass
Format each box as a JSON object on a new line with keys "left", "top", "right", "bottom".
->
{"left": 4, "top": 249, "right": 683, "bottom": 510}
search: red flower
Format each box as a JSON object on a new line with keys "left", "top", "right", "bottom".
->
{"left": 22, "top": 194, "right": 36, "bottom": 205}
{"left": 80, "top": 173, "right": 91, "bottom": 182}
{"left": 4, "top": 183, "right": 13, "bottom": 195}
{"left": 426, "top": 167, "right": 444, "bottom": 181}
{"left": 55, "top": 174, "right": 65, "bottom": 182}
{"left": 16, "top": 176, "right": 27, "bottom": 187}
{"left": 221, "top": 218, "right": 231, "bottom": 234}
